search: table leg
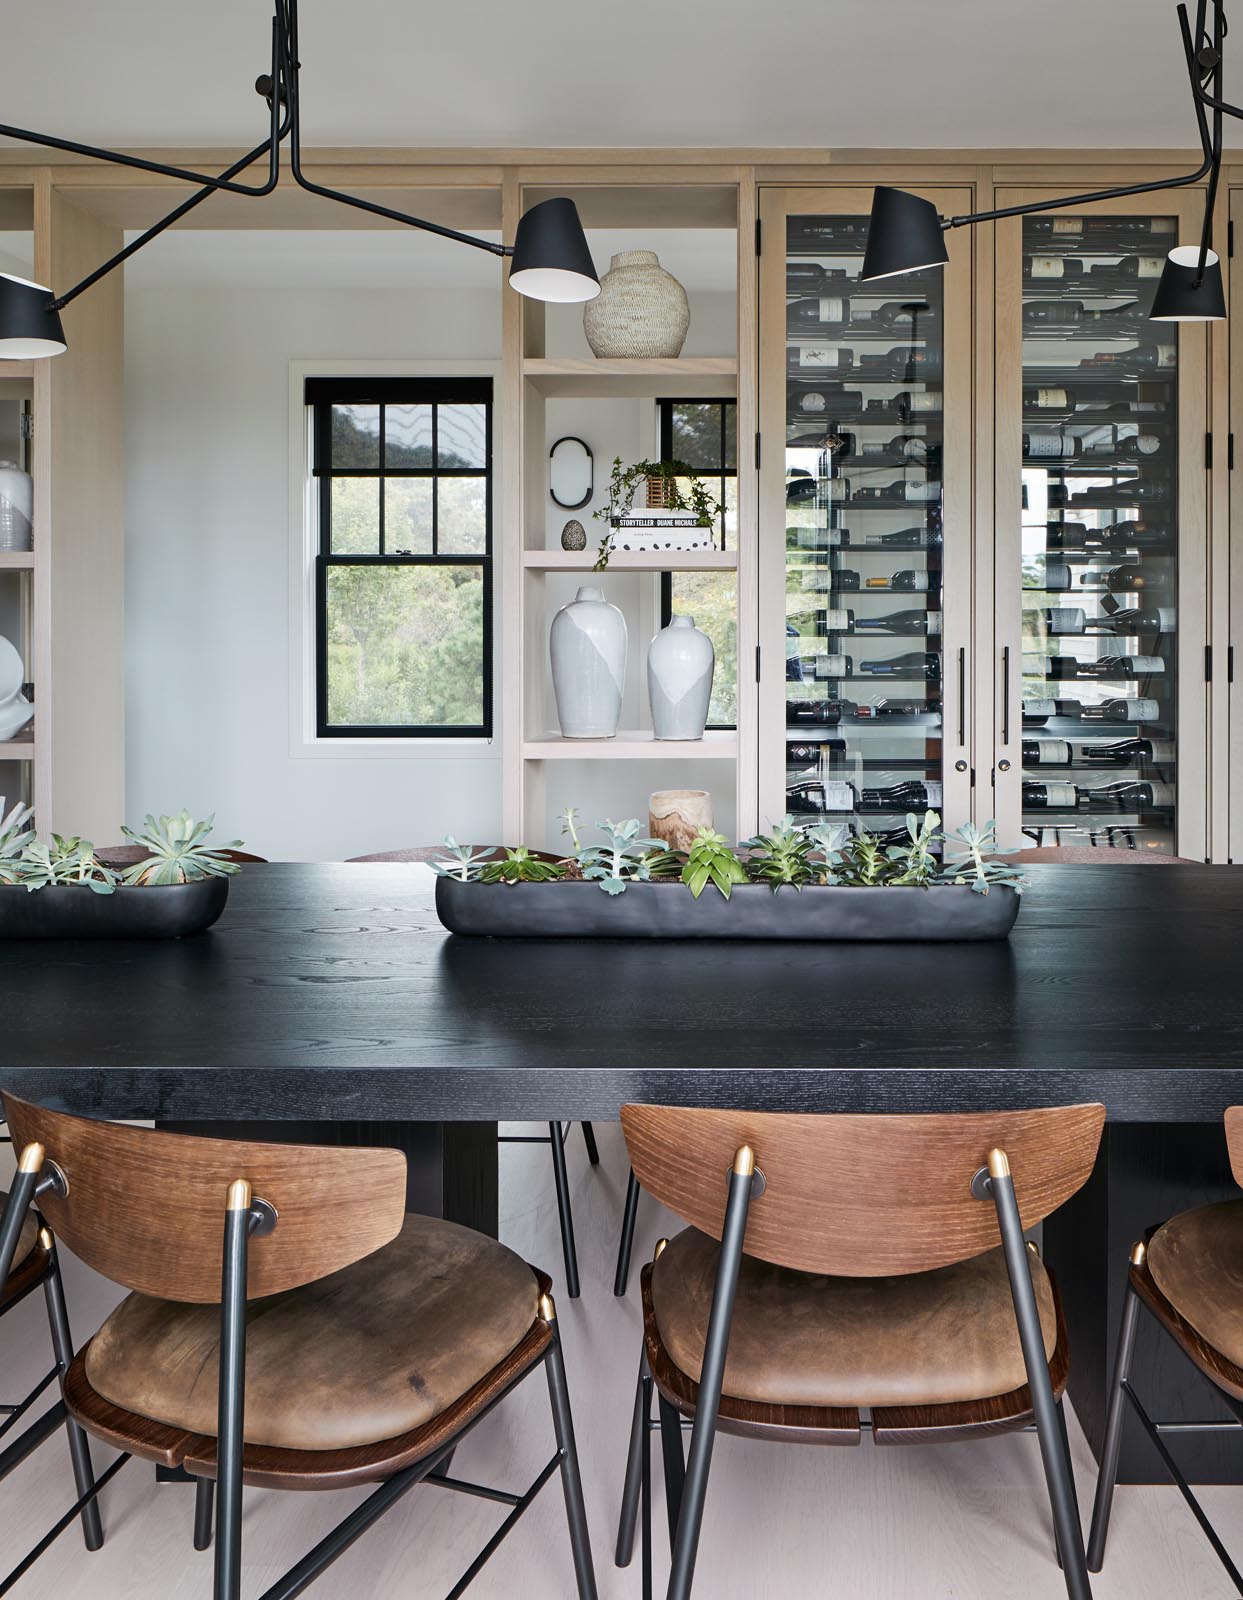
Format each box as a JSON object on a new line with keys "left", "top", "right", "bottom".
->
{"left": 1044, "top": 1120, "right": 1243, "bottom": 1485}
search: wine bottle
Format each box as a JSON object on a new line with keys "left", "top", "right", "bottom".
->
{"left": 1086, "top": 606, "right": 1175, "bottom": 634}
{"left": 860, "top": 346, "right": 942, "bottom": 379}
{"left": 860, "top": 780, "right": 944, "bottom": 811}
{"left": 790, "top": 525, "right": 843, "bottom": 549}
{"left": 1085, "top": 218, "right": 1175, "bottom": 236}
{"left": 1080, "top": 737, "right": 1174, "bottom": 763}
{"left": 787, "top": 699, "right": 857, "bottom": 724}
{"left": 1022, "top": 697, "right": 1161, "bottom": 724}
{"left": 1080, "top": 344, "right": 1176, "bottom": 371}
{"left": 862, "top": 526, "right": 941, "bottom": 548}
{"left": 865, "top": 569, "right": 930, "bottom": 591}
{"left": 807, "top": 652, "right": 853, "bottom": 679}
{"left": 793, "top": 220, "right": 870, "bottom": 242}
{"left": 1023, "top": 383, "right": 1152, "bottom": 412}
{"left": 1071, "top": 480, "right": 1168, "bottom": 508}
{"left": 870, "top": 696, "right": 942, "bottom": 716}
{"left": 786, "top": 474, "right": 835, "bottom": 505}
{"left": 787, "top": 262, "right": 849, "bottom": 292}
{"left": 809, "top": 607, "right": 855, "bottom": 633}
{"left": 1022, "top": 738, "right": 1072, "bottom": 765}
{"left": 872, "top": 299, "right": 937, "bottom": 329}
{"left": 1112, "top": 435, "right": 1162, "bottom": 457}
{"left": 858, "top": 651, "right": 940, "bottom": 680}
{"left": 1025, "top": 300, "right": 1149, "bottom": 328}
{"left": 1024, "top": 255, "right": 1085, "bottom": 280}
{"left": 852, "top": 608, "right": 941, "bottom": 634}
{"left": 1024, "top": 430, "right": 1083, "bottom": 460}
{"left": 1046, "top": 654, "right": 1165, "bottom": 679}
{"left": 1026, "top": 607, "right": 1088, "bottom": 634}
{"left": 892, "top": 390, "right": 941, "bottom": 418}
{"left": 859, "top": 433, "right": 935, "bottom": 463}
{"left": 853, "top": 479, "right": 940, "bottom": 503}
{"left": 786, "top": 296, "right": 851, "bottom": 328}
{"left": 788, "top": 345, "right": 856, "bottom": 373}
{"left": 1082, "top": 563, "right": 1146, "bottom": 590}
{"left": 1079, "top": 780, "right": 1175, "bottom": 809}
{"left": 1022, "top": 780, "right": 1079, "bottom": 809}
{"left": 791, "top": 386, "right": 865, "bottom": 415}
{"left": 1027, "top": 560, "right": 1073, "bottom": 592}
{"left": 787, "top": 739, "right": 848, "bottom": 765}
{"left": 1027, "top": 217, "right": 1086, "bottom": 237}
{"left": 1088, "top": 254, "right": 1165, "bottom": 280}
{"left": 802, "top": 569, "right": 860, "bottom": 592}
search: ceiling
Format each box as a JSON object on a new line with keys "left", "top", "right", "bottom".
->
{"left": 0, "top": 0, "right": 1224, "bottom": 152}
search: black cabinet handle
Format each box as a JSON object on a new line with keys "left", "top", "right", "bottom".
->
{"left": 1002, "top": 647, "right": 1011, "bottom": 746}
{"left": 958, "top": 647, "right": 966, "bottom": 746}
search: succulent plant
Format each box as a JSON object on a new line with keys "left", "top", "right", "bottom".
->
{"left": 430, "top": 835, "right": 494, "bottom": 882}
{"left": 938, "top": 820, "right": 1027, "bottom": 895}
{"left": 639, "top": 846, "right": 686, "bottom": 880}
{"left": 886, "top": 810, "right": 942, "bottom": 887}
{"left": 16, "top": 835, "right": 117, "bottom": 895}
{"left": 682, "top": 828, "right": 749, "bottom": 900}
{"left": 479, "top": 846, "right": 567, "bottom": 884}
{"left": 578, "top": 818, "right": 663, "bottom": 895}
{"left": 0, "top": 796, "right": 34, "bottom": 885}
{"left": 120, "top": 811, "right": 243, "bottom": 886}
{"left": 559, "top": 806, "right": 583, "bottom": 854}
{"left": 741, "top": 824, "right": 816, "bottom": 891}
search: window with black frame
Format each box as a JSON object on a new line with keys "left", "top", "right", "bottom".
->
{"left": 308, "top": 377, "right": 492, "bottom": 738}
{"left": 657, "top": 397, "right": 738, "bottom": 729}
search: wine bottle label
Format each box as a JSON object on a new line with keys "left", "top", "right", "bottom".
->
{"left": 1030, "top": 258, "right": 1065, "bottom": 279}
{"left": 1124, "top": 655, "right": 1164, "bottom": 673}
{"left": 1137, "top": 257, "right": 1163, "bottom": 278}
{"left": 815, "top": 654, "right": 850, "bottom": 677}
{"left": 1026, "top": 432, "right": 1075, "bottom": 458}
{"left": 822, "top": 781, "right": 857, "bottom": 812}
{"left": 1032, "top": 387, "right": 1070, "bottom": 408}
{"left": 1125, "top": 698, "right": 1161, "bottom": 720}
{"left": 862, "top": 441, "right": 888, "bottom": 456}
{"left": 1133, "top": 435, "right": 1161, "bottom": 455}
{"left": 903, "top": 391, "right": 940, "bottom": 413}
{"left": 1155, "top": 345, "right": 1176, "bottom": 367}
{"left": 1145, "top": 739, "right": 1175, "bottom": 762}
{"left": 822, "top": 609, "right": 851, "bottom": 631}
{"left": 798, "top": 347, "right": 842, "bottom": 368}
{"left": 926, "top": 612, "right": 943, "bottom": 634}
{"left": 1048, "top": 608, "right": 1086, "bottom": 632}
{"left": 1024, "top": 699, "right": 1057, "bottom": 716}
{"left": 794, "top": 526, "right": 842, "bottom": 547}
{"left": 1044, "top": 562, "right": 1072, "bottom": 591}
{"left": 1156, "top": 607, "right": 1176, "bottom": 631}
{"left": 1033, "top": 739, "right": 1072, "bottom": 764}
{"left": 801, "top": 573, "right": 832, "bottom": 591}
{"left": 898, "top": 572, "right": 930, "bottom": 591}
{"left": 904, "top": 482, "right": 940, "bottom": 501}
{"left": 1144, "top": 781, "right": 1175, "bottom": 807}
{"left": 1022, "top": 653, "right": 1051, "bottom": 676}
{"left": 926, "top": 782, "right": 944, "bottom": 807}
{"left": 799, "top": 392, "right": 828, "bottom": 412}
{"left": 1052, "top": 218, "right": 1083, "bottom": 236}
{"left": 819, "top": 298, "right": 846, "bottom": 321}
{"left": 1043, "top": 783, "right": 1079, "bottom": 807}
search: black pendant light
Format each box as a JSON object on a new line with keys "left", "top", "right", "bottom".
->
{"left": 0, "top": 275, "right": 67, "bottom": 360}
{"left": 860, "top": 0, "right": 1231, "bottom": 323}
{"left": 1151, "top": 244, "right": 1227, "bottom": 320}
{"left": 0, "top": 0, "right": 598, "bottom": 358}
{"left": 508, "top": 198, "right": 600, "bottom": 303}
{"left": 860, "top": 187, "right": 949, "bottom": 282}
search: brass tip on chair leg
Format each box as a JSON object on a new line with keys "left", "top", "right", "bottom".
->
{"left": 987, "top": 1147, "right": 1011, "bottom": 1180}
{"left": 17, "top": 1142, "right": 44, "bottom": 1174}
{"left": 37, "top": 1226, "right": 54, "bottom": 1253}
{"left": 1026, "top": 1238, "right": 1040, "bottom": 1258}
{"left": 1130, "top": 1240, "right": 1147, "bottom": 1267}
{"left": 226, "top": 1178, "right": 253, "bottom": 1212}
{"left": 733, "top": 1144, "right": 756, "bottom": 1178}
{"left": 653, "top": 1237, "right": 668, "bottom": 1261}
{"left": 538, "top": 1292, "right": 557, "bottom": 1324}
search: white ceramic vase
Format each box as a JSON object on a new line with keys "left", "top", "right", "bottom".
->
{"left": 583, "top": 251, "right": 690, "bottom": 358}
{"left": 0, "top": 634, "right": 33, "bottom": 740}
{"left": 648, "top": 615, "right": 714, "bottom": 741}
{"left": 550, "top": 585, "right": 627, "bottom": 739}
{"left": 0, "top": 461, "right": 33, "bottom": 553}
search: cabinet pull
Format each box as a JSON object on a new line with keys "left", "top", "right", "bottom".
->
{"left": 1002, "top": 647, "right": 1011, "bottom": 746}
{"left": 957, "top": 647, "right": 966, "bottom": 746}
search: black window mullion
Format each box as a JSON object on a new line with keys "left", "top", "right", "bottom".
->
{"left": 431, "top": 405, "right": 439, "bottom": 555}
{"left": 378, "top": 404, "right": 386, "bottom": 555}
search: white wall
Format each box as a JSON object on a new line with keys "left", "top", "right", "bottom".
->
{"left": 124, "top": 277, "right": 738, "bottom": 859}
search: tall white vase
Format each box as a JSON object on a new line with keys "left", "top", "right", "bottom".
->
{"left": 0, "top": 461, "right": 33, "bottom": 552}
{"left": 550, "top": 585, "right": 627, "bottom": 739}
{"left": 648, "top": 615, "right": 714, "bottom": 741}
{"left": 0, "top": 634, "right": 33, "bottom": 740}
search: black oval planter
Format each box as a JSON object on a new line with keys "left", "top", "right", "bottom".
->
{"left": 0, "top": 877, "right": 230, "bottom": 939}
{"left": 435, "top": 877, "right": 1020, "bottom": 942}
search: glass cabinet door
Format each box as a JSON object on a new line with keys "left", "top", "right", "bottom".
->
{"left": 758, "top": 188, "right": 974, "bottom": 842}
{"left": 995, "top": 197, "right": 1209, "bottom": 857}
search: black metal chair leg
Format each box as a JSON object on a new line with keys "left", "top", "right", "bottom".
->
{"left": 1053, "top": 1398, "right": 1078, "bottom": 1569}
{"left": 657, "top": 1393, "right": 685, "bottom": 1548}
{"left": 615, "top": 1354, "right": 648, "bottom": 1567}
{"left": 581, "top": 1123, "right": 600, "bottom": 1166}
{"left": 193, "top": 1477, "right": 215, "bottom": 1552}
{"left": 42, "top": 1251, "right": 104, "bottom": 1551}
{"left": 641, "top": 1368, "right": 653, "bottom": 1600}
{"left": 614, "top": 1171, "right": 641, "bottom": 1298}
{"left": 542, "top": 1300, "right": 598, "bottom": 1600}
{"left": 548, "top": 1122, "right": 581, "bottom": 1300}
{"left": 1086, "top": 1282, "right": 1141, "bottom": 1572}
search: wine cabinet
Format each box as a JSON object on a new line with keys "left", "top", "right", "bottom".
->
{"left": 994, "top": 192, "right": 1210, "bottom": 858}
{"left": 758, "top": 187, "right": 975, "bottom": 840}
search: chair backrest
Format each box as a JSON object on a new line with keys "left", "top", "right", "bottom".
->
{"left": 1, "top": 1093, "right": 406, "bottom": 1303}
{"left": 1009, "top": 846, "right": 1196, "bottom": 865}
{"left": 621, "top": 1103, "right": 1105, "bottom": 1277}
{"left": 96, "top": 846, "right": 268, "bottom": 865}
{"left": 1222, "top": 1108, "right": 1243, "bottom": 1187}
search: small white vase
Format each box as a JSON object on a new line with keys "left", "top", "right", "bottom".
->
{"left": 648, "top": 615, "right": 714, "bottom": 741}
{"left": 0, "top": 461, "right": 33, "bottom": 553}
{"left": 583, "top": 251, "right": 690, "bottom": 359}
{"left": 0, "top": 634, "right": 33, "bottom": 740}
{"left": 550, "top": 585, "right": 627, "bottom": 739}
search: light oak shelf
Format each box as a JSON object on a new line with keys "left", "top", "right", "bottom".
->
{"left": 0, "top": 732, "right": 35, "bottom": 761}
{"left": 523, "top": 730, "right": 738, "bottom": 761}
{"left": 522, "top": 549, "right": 737, "bottom": 573}
{"left": 0, "top": 361, "right": 35, "bottom": 381}
{"left": 521, "top": 356, "right": 738, "bottom": 398}
{"left": 0, "top": 551, "right": 34, "bottom": 570}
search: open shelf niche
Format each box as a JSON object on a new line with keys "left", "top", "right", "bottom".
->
{"left": 499, "top": 177, "right": 757, "bottom": 849}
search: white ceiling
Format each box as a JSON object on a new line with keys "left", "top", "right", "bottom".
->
{"left": 116, "top": 228, "right": 738, "bottom": 290}
{"left": 0, "top": 0, "right": 1223, "bottom": 152}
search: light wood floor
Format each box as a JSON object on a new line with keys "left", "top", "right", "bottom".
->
{"left": 2, "top": 1121, "right": 1240, "bottom": 1598}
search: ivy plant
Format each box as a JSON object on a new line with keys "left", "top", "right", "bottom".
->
{"left": 682, "top": 828, "right": 749, "bottom": 900}
{"left": 591, "top": 457, "right": 724, "bottom": 571}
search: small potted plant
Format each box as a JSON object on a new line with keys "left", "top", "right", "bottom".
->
{"left": 592, "top": 458, "right": 723, "bottom": 570}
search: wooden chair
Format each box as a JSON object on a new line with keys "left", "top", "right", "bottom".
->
{"left": 96, "top": 846, "right": 268, "bottom": 866}
{"left": 1088, "top": 1106, "right": 1243, "bottom": 1590}
{"left": 0, "top": 1093, "right": 597, "bottom": 1600}
{"left": 0, "top": 1133, "right": 107, "bottom": 1591}
{"left": 1010, "top": 846, "right": 1199, "bottom": 865}
{"left": 615, "top": 1102, "right": 1106, "bottom": 1600}
{"left": 347, "top": 845, "right": 608, "bottom": 1300}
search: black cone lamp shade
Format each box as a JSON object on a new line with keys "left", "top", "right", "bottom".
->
{"left": 1150, "top": 245, "right": 1227, "bottom": 321}
{"left": 0, "top": 274, "right": 67, "bottom": 359}
{"left": 508, "top": 197, "right": 599, "bottom": 303}
{"left": 861, "top": 187, "right": 950, "bottom": 282}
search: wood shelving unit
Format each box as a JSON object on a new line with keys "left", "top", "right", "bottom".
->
{"left": 521, "top": 549, "right": 737, "bottom": 573}
{"left": 522, "top": 730, "right": 739, "bottom": 761}
{"left": 0, "top": 551, "right": 35, "bottom": 571}
{"left": 521, "top": 355, "right": 737, "bottom": 398}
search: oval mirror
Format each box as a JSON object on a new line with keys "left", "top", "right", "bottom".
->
{"left": 549, "top": 436, "right": 593, "bottom": 509}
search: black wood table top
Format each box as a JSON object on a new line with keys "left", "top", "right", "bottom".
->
{"left": 0, "top": 861, "right": 1239, "bottom": 1124}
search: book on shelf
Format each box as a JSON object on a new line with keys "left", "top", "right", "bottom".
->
{"left": 611, "top": 515, "right": 703, "bottom": 529}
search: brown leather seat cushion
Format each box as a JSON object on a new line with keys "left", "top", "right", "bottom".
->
{"left": 651, "top": 1227, "right": 1057, "bottom": 1408}
{"left": 1148, "top": 1198, "right": 1243, "bottom": 1369}
{"left": 84, "top": 1214, "right": 539, "bottom": 1451}
{"left": 1, "top": 1193, "right": 37, "bottom": 1279}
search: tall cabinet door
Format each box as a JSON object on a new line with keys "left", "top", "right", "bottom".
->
{"left": 993, "top": 192, "right": 1210, "bottom": 858}
{"left": 757, "top": 187, "right": 975, "bottom": 839}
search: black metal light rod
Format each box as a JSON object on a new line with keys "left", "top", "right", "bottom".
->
{"left": 1192, "top": 0, "right": 1224, "bottom": 285}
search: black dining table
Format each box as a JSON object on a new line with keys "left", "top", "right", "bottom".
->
{"left": 2, "top": 858, "right": 1242, "bottom": 1487}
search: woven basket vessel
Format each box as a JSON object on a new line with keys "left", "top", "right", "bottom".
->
{"left": 583, "top": 251, "right": 690, "bottom": 358}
